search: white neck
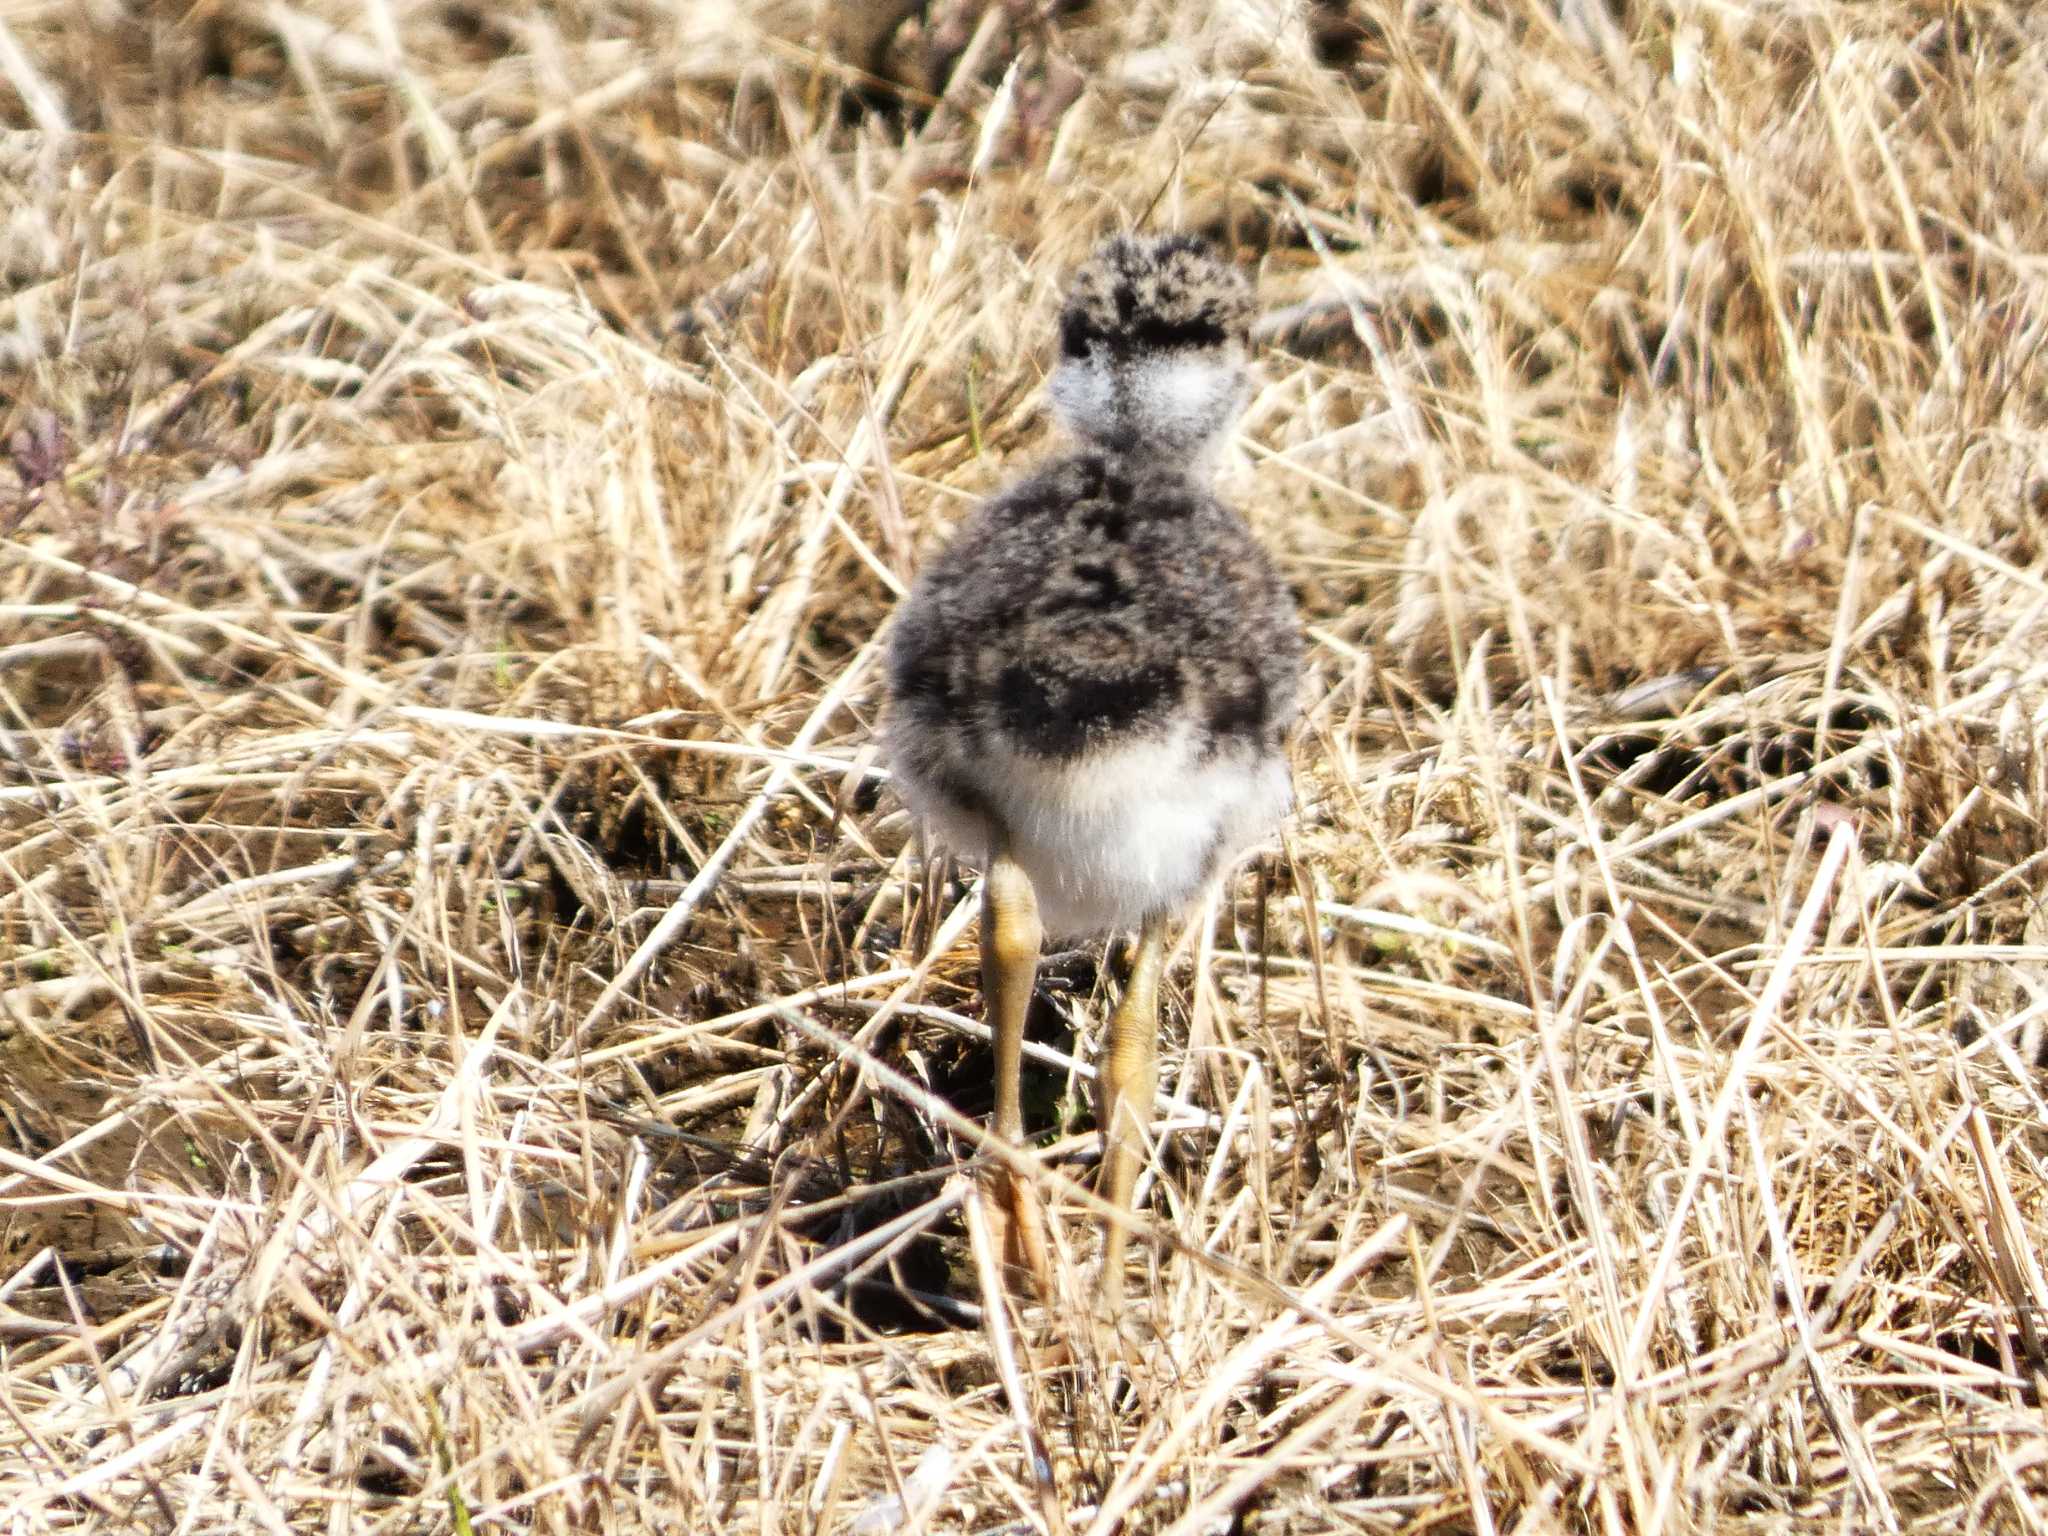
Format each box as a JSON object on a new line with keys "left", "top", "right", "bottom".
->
{"left": 1049, "top": 349, "right": 1249, "bottom": 476}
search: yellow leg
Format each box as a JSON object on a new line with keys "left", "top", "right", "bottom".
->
{"left": 1097, "top": 913, "right": 1167, "bottom": 1313}
{"left": 982, "top": 846, "right": 1052, "bottom": 1299}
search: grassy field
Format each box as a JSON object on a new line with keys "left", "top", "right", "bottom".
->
{"left": 4, "top": 0, "right": 2048, "bottom": 1530}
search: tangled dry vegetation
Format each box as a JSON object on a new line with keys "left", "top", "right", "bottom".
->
{"left": 4, "top": 0, "right": 2048, "bottom": 1530}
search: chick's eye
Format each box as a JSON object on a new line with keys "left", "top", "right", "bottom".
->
{"left": 1060, "top": 314, "right": 1094, "bottom": 359}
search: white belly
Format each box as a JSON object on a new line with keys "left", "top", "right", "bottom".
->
{"left": 893, "top": 721, "right": 1290, "bottom": 936}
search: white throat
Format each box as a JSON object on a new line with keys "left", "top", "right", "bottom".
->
{"left": 1049, "top": 349, "right": 1249, "bottom": 471}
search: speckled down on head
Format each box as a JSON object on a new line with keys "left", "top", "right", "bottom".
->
{"left": 1055, "top": 234, "right": 1256, "bottom": 358}
{"left": 884, "top": 234, "right": 1301, "bottom": 936}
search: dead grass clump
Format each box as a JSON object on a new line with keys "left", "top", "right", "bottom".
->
{"left": 5, "top": 0, "right": 2048, "bottom": 1530}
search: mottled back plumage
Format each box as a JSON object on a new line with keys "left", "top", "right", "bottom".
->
{"left": 890, "top": 451, "right": 1295, "bottom": 775}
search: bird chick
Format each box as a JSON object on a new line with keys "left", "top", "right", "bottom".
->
{"left": 885, "top": 232, "right": 1299, "bottom": 1313}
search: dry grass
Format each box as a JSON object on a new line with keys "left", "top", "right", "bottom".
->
{"left": 4, "top": 0, "right": 2048, "bottom": 1529}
